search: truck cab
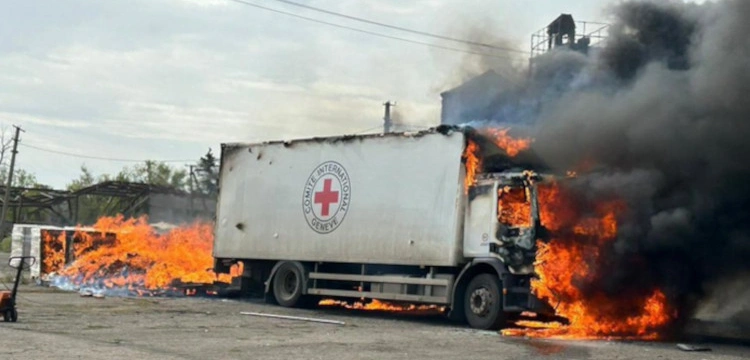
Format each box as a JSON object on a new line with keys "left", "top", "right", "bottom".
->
{"left": 465, "top": 171, "right": 543, "bottom": 274}
{"left": 458, "top": 171, "right": 553, "bottom": 329}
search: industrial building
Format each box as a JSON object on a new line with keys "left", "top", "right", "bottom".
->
{"left": 440, "top": 14, "right": 609, "bottom": 126}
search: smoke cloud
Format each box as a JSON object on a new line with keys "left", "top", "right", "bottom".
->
{"left": 469, "top": 0, "right": 750, "bottom": 328}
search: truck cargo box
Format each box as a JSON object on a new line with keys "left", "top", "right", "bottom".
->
{"left": 214, "top": 128, "right": 469, "bottom": 267}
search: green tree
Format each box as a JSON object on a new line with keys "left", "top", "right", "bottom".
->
{"left": 13, "top": 169, "right": 41, "bottom": 188}
{"left": 67, "top": 166, "right": 112, "bottom": 224}
{"left": 195, "top": 149, "right": 218, "bottom": 196}
{"left": 116, "top": 161, "right": 187, "bottom": 190}
{"left": 66, "top": 162, "right": 189, "bottom": 225}
{"left": 0, "top": 168, "right": 44, "bottom": 188}
{"left": 66, "top": 166, "right": 97, "bottom": 191}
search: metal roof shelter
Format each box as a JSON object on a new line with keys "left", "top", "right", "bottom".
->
{"left": 0, "top": 181, "right": 198, "bottom": 233}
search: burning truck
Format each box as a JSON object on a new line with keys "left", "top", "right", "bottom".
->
{"left": 11, "top": 0, "right": 747, "bottom": 341}
{"left": 15, "top": 123, "right": 676, "bottom": 338}
{"left": 212, "top": 125, "right": 563, "bottom": 330}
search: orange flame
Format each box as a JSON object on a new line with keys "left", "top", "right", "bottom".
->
{"left": 502, "top": 183, "right": 674, "bottom": 339}
{"left": 41, "top": 231, "right": 67, "bottom": 275}
{"left": 319, "top": 299, "right": 444, "bottom": 313}
{"left": 463, "top": 126, "right": 671, "bottom": 339}
{"left": 481, "top": 128, "right": 532, "bottom": 157}
{"left": 463, "top": 141, "right": 481, "bottom": 192}
{"left": 498, "top": 186, "right": 532, "bottom": 227}
{"left": 462, "top": 128, "right": 530, "bottom": 194}
{"left": 54, "top": 215, "right": 242, "bottom": 293}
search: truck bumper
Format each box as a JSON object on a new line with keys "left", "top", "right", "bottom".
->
{"left": 502, "top": 274, "right": 556, "bottom": 316}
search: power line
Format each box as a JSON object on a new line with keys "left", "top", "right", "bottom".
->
{"left": 19, "top": 143, "right": 195, "bottom": 163}
{"left": 225, "top": 0, "right": 519, "bottom": 60}
{"left": 267, "top": 0, "right": 529, "bottom": 55}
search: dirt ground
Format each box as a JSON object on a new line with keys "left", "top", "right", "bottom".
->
{"left": 0, "top": 285, "right": 746, "bottom": 360}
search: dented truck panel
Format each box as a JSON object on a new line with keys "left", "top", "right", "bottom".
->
{"left": 214, "top": 129, "right": 469, "bottom": 267}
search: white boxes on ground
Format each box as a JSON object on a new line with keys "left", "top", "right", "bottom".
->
{"left": 10, "top": 224, "right": 68, "bottom": 280}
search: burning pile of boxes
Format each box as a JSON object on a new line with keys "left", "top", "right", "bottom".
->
{"left": 10, "top": 224, "right": 113, "bottom": 282}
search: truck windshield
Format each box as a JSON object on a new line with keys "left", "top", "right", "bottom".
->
{"left": 498, "top": 186, "right": 531, "bottom": 228}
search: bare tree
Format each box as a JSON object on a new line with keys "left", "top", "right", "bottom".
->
{"left": 0, "top": 126, "right": 12, "bottom": 168}
{"left": 0, "top": 126, "right": 14, "bottom": 182}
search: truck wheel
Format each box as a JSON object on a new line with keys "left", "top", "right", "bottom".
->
{"left": 464, "top": 274, "right": 505, "bottom": 330}
{"left": 272, "top": 262, "right": 305, "bottom": 307}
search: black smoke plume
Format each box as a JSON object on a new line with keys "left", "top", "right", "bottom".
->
{"left": 471, "top": 0, "right": 750, "bottom": 331}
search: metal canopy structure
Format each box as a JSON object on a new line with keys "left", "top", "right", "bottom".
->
{"left": 530, "top": 14, "right": 610, "bottom": 59}
{"left": 73, "top": 181, "right": 183, "bottom": 197}
{"left": 0, "top": 181, "right": 192, "bottom": 230}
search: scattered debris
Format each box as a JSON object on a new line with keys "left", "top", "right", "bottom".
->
{"left": 677, "top": 343, "right": 711, "bottom": 352}
{"left": 240, "top": 311, "right": 345, "bottom": 325}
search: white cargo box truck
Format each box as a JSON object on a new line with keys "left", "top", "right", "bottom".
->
{"left": 213, "top": 126, "right": 554, "bottom": 329}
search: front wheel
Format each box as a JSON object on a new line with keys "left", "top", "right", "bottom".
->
{"left": 464, "top": 274, "right": 505, "bottom": 330}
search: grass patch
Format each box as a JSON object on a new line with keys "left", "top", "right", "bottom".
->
{"left": 0, "top": 237, "right": 10, "bottom": 253}
{"left": 0, "top": 274, "right": 32, "bottom": 285}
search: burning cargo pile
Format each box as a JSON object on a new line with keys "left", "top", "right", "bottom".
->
{"left": 14, "top": 217, "right": 241, "bottom": 296}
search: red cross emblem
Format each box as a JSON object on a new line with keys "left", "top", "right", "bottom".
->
{"left": 314, "top": 179, "right": 339, "bottom": 217}
{"left": 303, "top": 161, "right": 351, "bottom": 234}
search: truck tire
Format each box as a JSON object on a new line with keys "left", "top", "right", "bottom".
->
{"left": 464, "top": 274, "right": 505, "bottom": 330}
{"left": 272, "top": 261, "right": 306, "bottom": 307}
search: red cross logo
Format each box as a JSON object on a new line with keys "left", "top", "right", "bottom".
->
{"left": 303, "top": 161, "right": 351, "bottom": 234}
{"left": 314, "top": 178, "right": 339, "bottom": 217}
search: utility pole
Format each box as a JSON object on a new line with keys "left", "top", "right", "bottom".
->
{"left": 0, "top": 125, "right": 24, "bottom": 238}
{"left": 383, "top": 101, "right": 395, "bottom": 133}
{"left": 187, "top": 164, "right": 195, "bottom": 216}
{"left": 146, "top": 161, "right": 153, "bottom": 184}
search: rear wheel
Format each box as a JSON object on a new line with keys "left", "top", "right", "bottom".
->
{"left": 272, "top": 262, "right": 306, "bottom": 307}
{"left": 464, "top": 274, "right": 505, "bottom": 330}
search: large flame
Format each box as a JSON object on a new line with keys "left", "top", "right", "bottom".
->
{"left": 463, "top": 128, "right": 531, "bottom": 193}
{"left": 461, "top": 125, "right": 673, "bottom": 339}
{"left": 502, "top": 182, "right": 674, "bottom": 339}
{"left": 498, "top": 186, "right": 532, "bottom": 227}
{"left": 462, "top": 140, "right": 481, "bottom": 192}
{"left": 481, "top": 128, "right": 532, "bottom": 157}
{"left": 48, "top": 216, "right": 242, "bottom": 295}
{"left": 41, "top": 231, "right": 66, "bottom": 275}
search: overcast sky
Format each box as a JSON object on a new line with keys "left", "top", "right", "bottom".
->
{"left": 1, "top": 0, "right": 610, "bottom": 188}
